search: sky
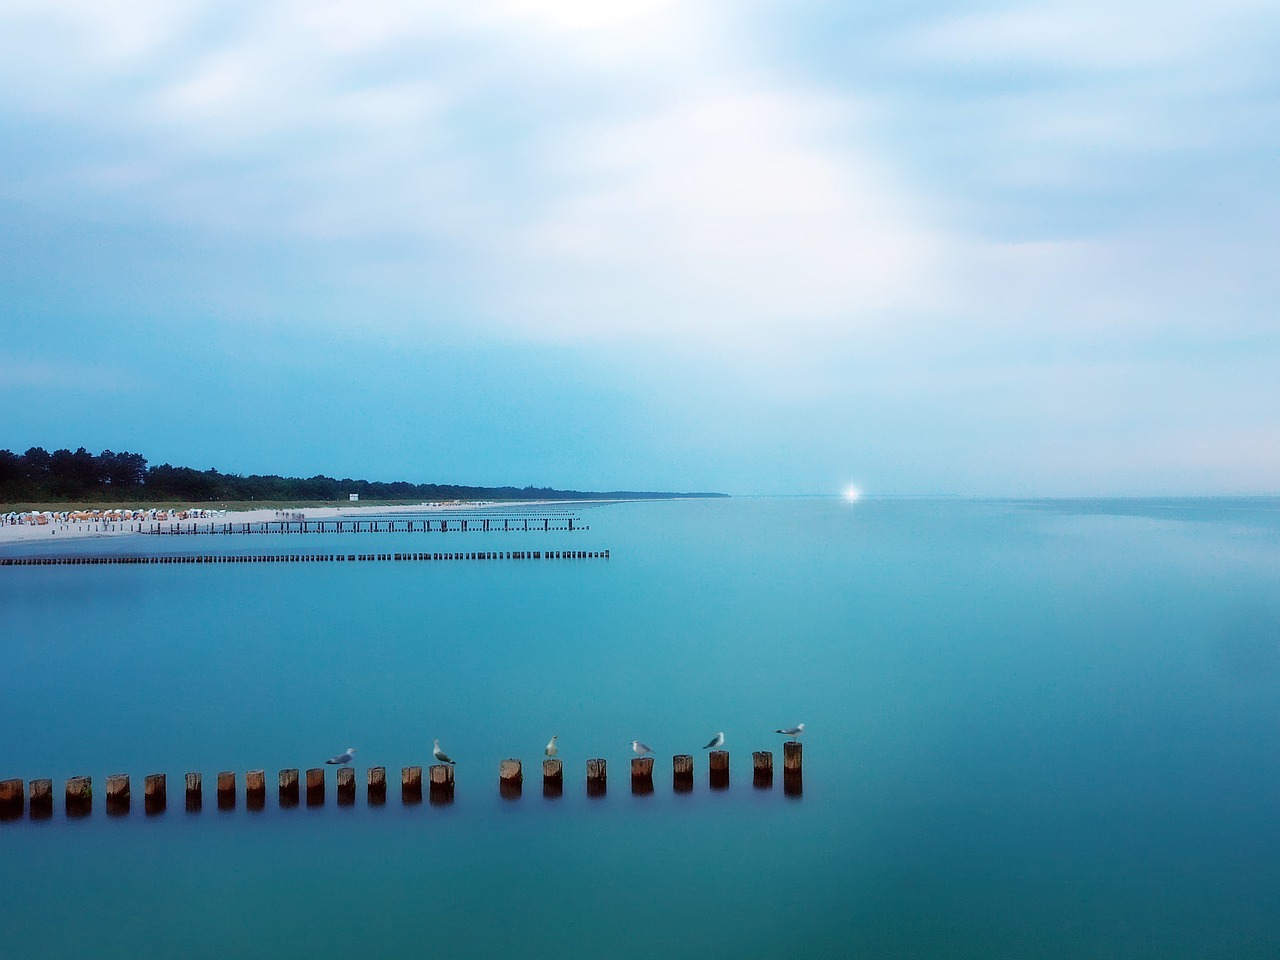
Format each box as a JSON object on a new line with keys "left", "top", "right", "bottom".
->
{"left": 1, "top": 0, "right": 1277, "bottom": 496}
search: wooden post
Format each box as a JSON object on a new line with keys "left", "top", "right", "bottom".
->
{"left": 337, "top": 767, "right": 356, "bottom": 805}
{"left": 106, "top": 773, "right": 130, "bottom": 815}
{"left": 752, "top": 751, "right": 773, "bottom": 788}
{"left": 672, "top": 754, "right": 694, "bottom": 793}
{"left": 144, "top": 774, "right": 166, "bottom": 815}
{"left": 185, "top": 772, "right": 202, "bottom": 811}
{"left": 306, "top": 768, "right": 325, "bottom": 806}
{"left": 367, "top": 767, "right": 386, "bottom": 805}
{"left": 427, "top": 764, "right": 453, "bottom": 805}
{"left": 279, "top": 769, "right": 299, "bottom": 807}
{"left": 66, "top": 776, "right": 92, "bottom": 817}
{"left": 783, "top": 741, "right": 803, "bottom": 796}
{"left": 403, "top": 765, "right": 424, "bottom": 804}
{"left": 217, "top": 771, "right": 236, "bottom": 809}
{"left": 499, "top": 759, "right": 522, "bottom": 799}
{"left": 709, "top": 750, "right": 729, "bottom": 790}
{"left": 586, "top": 758, "right": 607, "bottom": 797}
{"left": 246, "top": 770, "right": 266, "bottom": 810}
{"left": 630, "top": 756, "right": 654, "bottom": 795}
{"left": 0, "top": 778, "right": 22, "bottom": 821}
{"left": 542, "top": 759, "right": 563, "bottom": 798}
{"left": 29, "top": 779, "right": 53, "bottom": 819}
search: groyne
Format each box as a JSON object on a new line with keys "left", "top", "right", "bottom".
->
{"left": 0, "top": 549, "right": 609, "bottom": 567}
{"left": 0, "top": 747, "right": 802, "bottom": 821}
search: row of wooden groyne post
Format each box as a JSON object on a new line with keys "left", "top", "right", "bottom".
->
{"left": 0, "top": 549, "right": 609, "bottom": 567}
{"left": 146, "top": 516, "right": 585, "bottom": 535}
{"left": 0, "top": 745, "right": 802, "bottom": 820}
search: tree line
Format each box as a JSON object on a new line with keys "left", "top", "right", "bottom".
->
{"left": 0, "top": 447, "right": 724, "bottom": 504}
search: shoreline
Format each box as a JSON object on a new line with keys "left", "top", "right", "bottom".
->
{"left": 0, "top": 500, "right": 546, "bottom": 546}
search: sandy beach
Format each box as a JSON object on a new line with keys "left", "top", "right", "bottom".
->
{"left": 0, "top": 501, "right": 508, "bottom": 546}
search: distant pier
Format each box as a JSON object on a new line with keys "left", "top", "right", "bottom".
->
{"left": 144, "top": 515, "right": 586, "bottom": 535}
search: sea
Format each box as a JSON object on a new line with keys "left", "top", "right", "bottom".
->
{"left": 1, "top": 496, "right": 1278, "bottom": 959}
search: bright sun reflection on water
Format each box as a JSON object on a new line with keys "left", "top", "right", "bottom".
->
{"left": 843, "top": 485, "right": 861, "bottom": 502}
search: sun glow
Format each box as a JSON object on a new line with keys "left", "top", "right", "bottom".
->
{"left": 843, "top": 485, "right": 861, "bottom": 503}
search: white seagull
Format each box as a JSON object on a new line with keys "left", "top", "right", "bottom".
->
{"left": 325, "top": 748, "right": 356, "bottom": 765}
{"left": 432, "top": 739, "right": 455, "bottom": 765}
{"left": 545, "top": 735, "right": 559, "bottom": 758}
{"left": 631, "top": 740, "right": 653, "bottom": 756}
{"left": 774, "top": 723, "right": 805, "bottom": 741}
{"left": 703, "top": 732, "right": 725, "bottom": 750}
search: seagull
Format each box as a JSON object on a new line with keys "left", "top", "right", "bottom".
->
{"left": 774, "top": 723, "right": 805, "bottom": 741}
{"left": 631, "top": 740, "right": 653, "bottom": 756}
{"left": 545, "top": 735, "right": 558, "bottom": 758}
{"left": 703, "top": 732, "right": 725, "bottom": 750}
{"left": 432, "top": 739, "right": 455, "bottom": 765}
{"left": 325, "top": 748, "right": 356, "bottom": 765}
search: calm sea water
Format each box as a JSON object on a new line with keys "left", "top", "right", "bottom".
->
{"left": 2, "top": 497, "right": 1279, "bottom": 959}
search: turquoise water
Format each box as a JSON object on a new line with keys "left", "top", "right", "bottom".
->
{"left": 2, "top": 497, "right": 1279, "bottom": 958}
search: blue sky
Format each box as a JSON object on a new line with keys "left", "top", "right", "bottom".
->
{"left": 1, "top": 0, "right": 1276, "bottom": 495}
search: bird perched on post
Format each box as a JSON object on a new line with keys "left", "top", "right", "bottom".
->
{"left": 703, "top": 732, "right": 725, "bottom": 750}
{"left": 631, "top": 740, "right": 653, "bottom": 756}
{"left": 545, "top": 735, "right": 558, "bottom": 758}
{"left": 774, "top": 723, "right": 805, "bottom": 741}
{"left": 432, "top": 739, "right": 454, "bottom": 765}
{"left": 326, "top": 748, "right": 356, "bottom": 765}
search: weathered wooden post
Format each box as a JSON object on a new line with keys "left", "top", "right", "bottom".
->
{"left": 630, "top": 757, "right": 654, "bottom": 795}
{"left": 542, "top": 759, "right": 563, "bottom": 798}
{"left": 106, "top": 774, "right": 130, "bottom": 815}
{"left": 586, "top": 758, "right": 607, "bottom": 797}
{"left": 279, "top": 769, "right": 300, "bottom": 807}
{"left": 752, "top": 751, "right": 773, "bottom": 788}
{"left": 185, "top": 772, "right": 202, "bottom": 811}
{"left": 66, "top": 776, "right": 92, "bottom": 817}
{"left": 499, "top": 759, "right": 522, "bottom": 799}
{"left": 0, "top": 778, "right": 23, "bottom": 821}
{"left": 367, "top": 767, "right": 386, "bottom": 805}
{"left": 246, "top": 770, "right": 266, "bottom": 811}
{"left": 783, "top": 741, "right": 803, "bottom": 796}
{"left": 305, "top": 768, "right": 325, "bottom": 806}
{"left": 29, "top": 779, "right": 53, "bottom": 819}
{"left": 709, "top": 750, "right": 729, "bottom": 790}
{"left": 427, "top": 764, "right": 453, "bottom": 805}
{"left": 337, "top": 767, "right": 355, "bottom": 805}
{"left": 144, "top": 774, "right": 167, "bottom": 815}
{"left": 402, "top": 766, "right": 424, "bottom": 804}
{"left": 672, "top": 755, "right": 694, "bottom": 793}
{"left": 217, "top": 771, "right": 236, "bottom": 809}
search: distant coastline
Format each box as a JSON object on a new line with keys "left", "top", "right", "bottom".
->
{"left": 0, "top": 446, "right": 727, "bottom": 507}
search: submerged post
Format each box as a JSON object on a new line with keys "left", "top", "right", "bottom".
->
{"left": 630, "top": 756, "right": 654, "bottom": 795}
{"left": 106, "top": 774, "right": 130, "bottom": 815}
{"left": 752, "top": 751, "right": 773, "bottom": 788}
{"left": 0, "top": 778, "right": 23, "bottom": 821}
{"left": 305, "top": 768, "right": 325, "bottom": 806}
{"left": 144, "top": 774, "right": 167, "bottom": 815}
{"left": 217, "top": 772, "right": 236, "bottom": 810}
{"left": 367, "top": 767, "right": 386, "bottom": 805}
{"left": 279, "top": 768, "right": 300, "bottom": 807}
{"left": 336, "top": 767, "right": 355, "bottom": 805}
{"left": 499, "top": 759, "right": 523, "bottom": 799}
{"left": 586, "top": 758, "right": 607, "bottom": 797}
{"left": 427, "top": 764, "right": 453, "bottom": 805}
{"left": 246, "top": 770, "right": 266, "bottom": 811}
{"left": 403, "top": 766, "right": 424, "bottom": 804}
{"left": 672, "top": 755, "right": 694, "bottom": 793}
{"left": 709, "top": 750, "right": 729, "bottom": 790}
{"left": 186, "top": 772, "right": 202, "bottom": 811}
{"left": 29, "top": 779, "right": 53, "bottom": 819}
{"left": 783, "top": 741, "right": 803, "bottom": 796}
{"left": 66, "top": 776, "right": 92, "bottom": 817}
{"left": 542, "top": 759, "right": 563, "bottom": 798}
